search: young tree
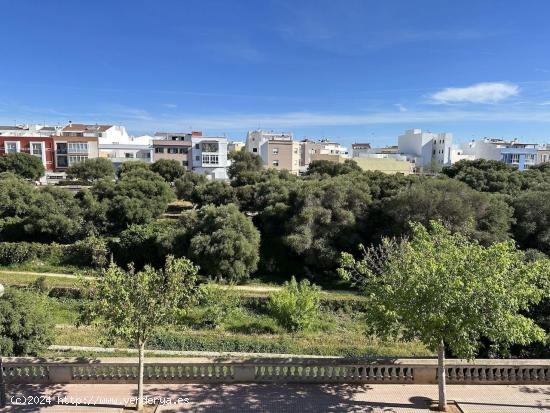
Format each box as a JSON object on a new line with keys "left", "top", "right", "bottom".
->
{"left": 339, "top": 221, "right": 550, "bottom": 411}
{"left": 0, "top": 152, "right": 45, "bottom": 180}
{"left": 79, "top": 256, "right": 199, "bottom": 411}
{"left": 66, "top": 158, "right": 115, "bottom": 182}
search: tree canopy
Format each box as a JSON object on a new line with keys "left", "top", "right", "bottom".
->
{"left": 66, "top": 157, "right": 115, "bottom": 182}
{"left": 339, "top": 221, "right": 550, "bottom": 410}
{"left": 150, "top": 159, "right": 187, "bottom": 182}
{"left": 0, "top": 152, "right": 45, "bottom": 180}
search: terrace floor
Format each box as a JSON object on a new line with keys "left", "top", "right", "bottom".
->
{"left": 4, "top": 383, "right": 550, "bottom": 412}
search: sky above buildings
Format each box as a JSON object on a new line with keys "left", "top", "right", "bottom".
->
{"left": 1, "top": 0, "right": 550, "bottom": 147}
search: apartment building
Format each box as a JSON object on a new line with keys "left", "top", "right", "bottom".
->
{"left": 245, "top": 130, "right": 293, "bottom": 154}
{"left": 398, "top": 128, "right": 453, "bottom": 172}
{"left": 260, "top": 139, "right": 300, "bottom": 175}
{"left": 0, "top": 124, "right": 62, "bottom": 174}
{"left": 537, "top": 145, "right": 550, "bottom": 164}
{"left": 191, "top": 136, "right": 229, "bottom": 180}
{"left": 300, "top": 139, "right": 349, "bottom": 168}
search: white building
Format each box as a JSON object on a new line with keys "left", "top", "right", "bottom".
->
{"left": 191, "top": 136, "right": 229, "bottom": 180}
{"left": 299, "top": 139, "right": 349, "bottom": 170}
{"left": 245, "top": 130, "right": 293, "bottom": 154}
{"left": 398, "top": 128, "right": 453, "bottom": 171}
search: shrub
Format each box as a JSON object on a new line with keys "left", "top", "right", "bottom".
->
{"left": 0, "top": 241, "right": 63, "bottom": 265}
{"left": 149, "top": 330, "right": 291, "bottom": 354}
{"left": 66, "top": 236, "right": 109, "bottom": 268}
{"left": 268, "top": 277, "right": 322, "bottom": 332}
{"left": 196, "top": 283, "right": 240, "bottom": 328}
{"left": 0, "top": 288, "right": 54, "bottom": 356}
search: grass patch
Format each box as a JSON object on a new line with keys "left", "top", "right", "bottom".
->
{"left": 0, "top": 272, "right": 80, "bottom": 289}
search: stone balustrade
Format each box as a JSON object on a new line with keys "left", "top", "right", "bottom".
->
{"left": 3, "top": 357, "right": 550, "bottom": 385}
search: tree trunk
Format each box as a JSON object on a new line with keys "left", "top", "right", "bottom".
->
{"left": 137, "top": 341, "right": 145, "bottom": 411}
{"left": 438, "top": 339, "right": 447, "bottom": 411}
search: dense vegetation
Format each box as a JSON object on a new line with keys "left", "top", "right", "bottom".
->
{"left": 4, "top": 154, "right": 550, "bottom": 358}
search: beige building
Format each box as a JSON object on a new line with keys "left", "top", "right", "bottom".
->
{"left": 260, "top": 139, "right": 300, "bottom": 174}
{"left": 152, "top": 139, "right": 192, "bottom": 169}
{"left": 537, "top": 146, "right": 550, "bottom": 164}
{"left": 353, "top": 156, "right": 414, "bottom": 175}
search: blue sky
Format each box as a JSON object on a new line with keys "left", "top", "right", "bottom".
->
{"left": 2, "top": 0, "right": 550, "bottom": 147}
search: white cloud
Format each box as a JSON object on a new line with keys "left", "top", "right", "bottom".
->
{"left": 431, "top": 82, "right": 519, "bottom": 104}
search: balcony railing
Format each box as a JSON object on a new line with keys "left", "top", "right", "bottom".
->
{"left": 3, "top": 357, "right": 550, "bottom": 385}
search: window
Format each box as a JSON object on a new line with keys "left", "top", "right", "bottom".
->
{"left": 202, "top": 142, "right": 219, "bottom": 152}
{"left": 252, "top": 148, "right": 257, "bottom": 153}
{"left": 272, "top": 160, "right": 279, "bottom": 167}
{"left": 125, "top": 153, "right": 134, "bottom": 158}
{"left": 272, "top": 148, "right": 279, "bottom": 154}
{"left": 56, "top": 143, "right": 67, "bottom": 154}
{"left": 68, "top": 142, "right": 88, "bottom": 153}
{"left": 155, "top": 147, "right": 164, "bottom": 153}
{"left": 202, "top": 154, "right": 219, "bottom": 164}
{"left": 68, "top": 155, "right": 88, "bottom": 165}
{"left": 182, "top": 160, "right": 188, "bottom": 166}
{"left": 5, "top": 142, "right": 18, "bottom": 153}
{"left": 195, "top": 144, "right": 199, "bottom": 149}
{"left": 195, "top": 155, "right": 200, "bottom": 161}
{"left": 31, "top": 143, "right": 43, "bottom": 158}
{"left": 178, "top": 147, "right": 188, "bottom": 154}
{"left": 168, "top": 148, "right": 179, "bottom": 154}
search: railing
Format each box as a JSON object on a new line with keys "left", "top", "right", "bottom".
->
{"left": 4, "top": 357, "right": 550, "bottom": 385}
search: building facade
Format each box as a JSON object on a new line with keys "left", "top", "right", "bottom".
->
{"left": 398, "top": 128, "right": 453, "bottom": 171}
{"left": 259, "top": 139, "right": 300, "bottom": 174}
{"left": 191, "top": 136, "right": 229, "bottom": 180}
{"left": 299, "top": 139, "right": 349, "bottom": 169}
{"left": 245, "top": 130, "right": 293, "bottom": 154}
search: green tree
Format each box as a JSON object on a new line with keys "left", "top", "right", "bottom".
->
{"left": 375, "top": 178, "right": 512, "bottom": 245}
{"left": 339, "top": 221, "right": 550, "bottom": 411}
{"left": 0, "top": 152, "right": 45, "bottom": 180}
{"left": 512, "top": 190, "right": 550, "bottom": 254}
{"left": 191, "top": 180, "right": 236, "bottom": 206}
{"left": 228, "top": 151, "right": 264, "bottom": 185}
{"left": 116, "top": 161, "right": 150, "bottom": 179}
{"left": 177, "top": 204, "right": 260, "bottom": 282}
{"left": 0, "top": 288, "right": 54, "bottom": 356}
{"left": 174, "top": 172, "right": 208, "bottom": 201}
{"left": 79, "top": 256, "right": 199, "bottom": 411}
{"left": 66, "top": 157, "right": 115, "bottom": 182}
{"left": 102, "top": 169, "right": 175, "bottom": 231}
{"left": 305, "top": 159, "right": 361, "bottom": 177}
{"left": 24, "top": 186, "right": 85, "bottom": 243}
{"left": 150, "top": 159, "right": 187, "bottom": 182}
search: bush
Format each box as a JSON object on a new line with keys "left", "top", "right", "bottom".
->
{"left": 149, "top": 330, "right": 291, "bottom": 354}
{"left": 66, "top": 236, "right": 109, "bottom": 268}
{"left": 0, "top": 241, "right": 63, "bottom": 265}
{"left": 268, "top": 277, "right": 322, "bottom": 332}
{"left": 0, "top": 288, "right": 54, "bottom": 356}
{"left": 196, "top": 283, "right": 240, "bottom": 328}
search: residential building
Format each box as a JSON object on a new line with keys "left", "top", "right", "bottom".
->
{"left": 0, "top": 124, "right": 62, "bottom": 176}
{"left": 52, "top": 134, "right": 99, "bottom": 170}
{"left": 501, "top": 147, "right": 538, "bottom": 170}
{"left": 99, "top": 135, "right": 154, "bottom": 167}
{"left": 152, "top": 138, "right": 192, "bottom": 169}
{"left": 537, "top": 145, "right": 550, "bottom": 164}
{"left": 245, "top": 130, "right": 293, "bottom": 154}
{"left": 299, "top": 139, "right": 349, "bottom": 169}
{"left": 61, "top": 122, "right": 129, "bottom": 145}
{"left": 228, "top": 141, "right": 245, "bottom": 153}
{"left": 398, "top": 128, "right": 453, "bottom": 172}
{"left": 260, "top": 139, "right": 300, "bottom": 175}
{"left": 191, "top": 136, "right": 229, "bottom": 180}
{"left": 351, "top": 143, "right": 372, "bottom": 157}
